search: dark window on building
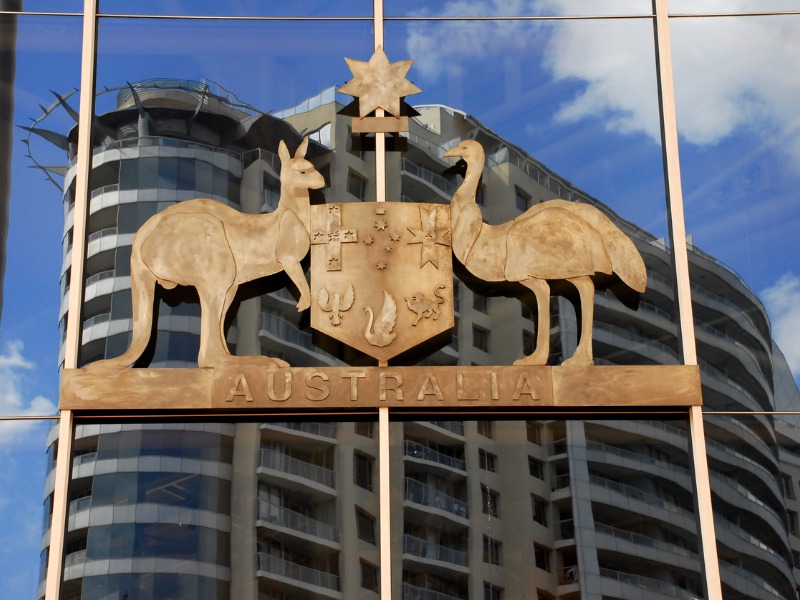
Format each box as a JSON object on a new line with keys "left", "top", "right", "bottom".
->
{"left": 534, "top": 544, "right": 551, "bottom": 571}
{"left": 473, "top": 292, "right": 488, "bottom": 313}
{"left": 532, "top": 495, "right": 547, "bottom": 526}
{"left": 529, "top": 457, "right": 544, "bottom": 479}
{"left": 527, "top": 422, "right": 542, "bottom": 444}
{"left": 515, "top": 186, "right": 532, "bottom": 212}
{"left": 484, "top": 583, "right": 503, "bottom": 600}
{"left": 348, "top": 170, "right": 367, "bottom": 200}
{"left": 356, "top": 509, "right": 376, "bottom": 544}
{"left": 483, "top": 535, "right": 501, "bottom": 565}
{"left": 789, "top": 511, "right": 799, "bottom": 535}
{"left": 361, "top": 560, "right": 379, "bottom": 592}
{"left": 481, "top": 485, "right": 499, "bottom": 518}
{"left": 783, "top": 474, "right": 794, "bottom": 499}
{"left": 355, "top": 421, "right": 375, "bottom": 438}
{"left": 473, "top": 326, "right": 490, "bottom": 352}
{"left": 479, "top": 449, "right": 497, "bottom": 472}
{"left": 354, "top": 452, "right": 374, "bottom": 491}
{"left": 477, "top": 420, "right": 493, "bottom": 439}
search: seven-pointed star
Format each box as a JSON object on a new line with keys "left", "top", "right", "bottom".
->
{"left": 340, "top": 46, "right": 422, "bottom": 118}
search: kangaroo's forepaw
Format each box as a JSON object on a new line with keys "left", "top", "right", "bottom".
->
{"left": 296, "top": 295, "right": 311, "bottom": 311}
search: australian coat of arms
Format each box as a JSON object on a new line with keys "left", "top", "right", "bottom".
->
{"left": 311, "top": 202, "right": 454, "bottom": 363}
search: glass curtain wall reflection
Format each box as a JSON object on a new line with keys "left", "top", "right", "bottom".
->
{"left": 13, "top": 2, "right": 800, "bottom": 600}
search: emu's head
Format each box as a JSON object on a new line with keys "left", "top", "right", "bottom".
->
{"left": 443, "top": 139, "right": 485, "bottom": 167}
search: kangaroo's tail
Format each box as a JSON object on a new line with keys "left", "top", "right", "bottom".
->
{"left": 85, "top": 220, "right": 162, "bottom": 370}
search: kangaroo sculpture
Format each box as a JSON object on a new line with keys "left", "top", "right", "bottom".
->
{"left": 443, "top": 140, "right": 646, "bottom": 367}
{"left": 89, "top": 137, "right": 324, "bottom": 369}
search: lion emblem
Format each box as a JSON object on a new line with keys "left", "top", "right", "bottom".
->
{"left": 405, "top": 285, "right": 447, "bottom": 326}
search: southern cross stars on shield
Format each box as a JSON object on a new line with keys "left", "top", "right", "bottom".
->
{"left": 311, "top": 205, "right": 358, "bottom": 271}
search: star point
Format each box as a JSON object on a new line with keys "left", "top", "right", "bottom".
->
{"left": 340, "top": 46, "right": 422, "bottom": 118}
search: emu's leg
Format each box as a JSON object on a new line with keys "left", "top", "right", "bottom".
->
{"left": 515, "top": 278, "right": 550, "bottom": 366}
{"left": 562, "top": 275, "right": 594, "bottom": 367}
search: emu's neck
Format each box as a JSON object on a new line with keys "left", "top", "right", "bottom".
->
{"left": 450, "top": 155, "right": 484, "bottom": 263}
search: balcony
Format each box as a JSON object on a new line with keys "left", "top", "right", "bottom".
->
{"left": 404, "top": 440, "right": 466, "bottom": 471}
{"left": 428, "top": 421, "right": 464, "bottom": 437}
{"left": 260, "top": 449, "right": 335, "bottom": 490}
{"left": 403, "top": 534, "right": 468, "bottom": 567}
{"left": 257, "top": 553, "right": 340, "bottom": 593}
{"left": 404, "top": 478, "right": 468, "bottom": 519}
{"left": 599, "top": 568, "right": 699, "bottom": 600}
{"left": 402, "top": 582, "right": 463, "bottom": 600}
{"left": 68, "top": 496, "right": 92, "bottom": 516}
{"left": 265, "top": 421, "right": 338, "bottom": 440}
{"left": 258, "top": 500, "right": 339, "bottom": 544}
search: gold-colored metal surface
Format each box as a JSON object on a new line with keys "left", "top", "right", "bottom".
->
{"left": 443, "top": 140, "right": 647, "bottom": 368}
{"left": 311, "top": 202, "right": 454, "bottom": 362}
{"left": 61, "top": 365, "right": 701, "bottom": 410}
{"left": 85, "top": 138, "right": 323, "bottom": 370}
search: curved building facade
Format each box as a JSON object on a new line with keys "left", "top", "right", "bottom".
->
{"left": 34, "top": 80, "right": 798, "bottom": 600}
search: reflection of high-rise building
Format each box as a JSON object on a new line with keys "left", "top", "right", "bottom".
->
{"left": 34, "top": 80, "right": 799, "bottom": 600}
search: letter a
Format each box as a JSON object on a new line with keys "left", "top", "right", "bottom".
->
{"left": 227, "top": 374, "right": 253, "bottom": 403}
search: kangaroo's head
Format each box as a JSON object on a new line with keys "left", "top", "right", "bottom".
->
{"left": 278, "top": 137, "right": 326, "bottom": 196}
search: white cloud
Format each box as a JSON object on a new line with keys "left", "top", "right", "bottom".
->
{"left": 762, "top": 273, "right": 800, "bottom": 378}
{"left": 0, "top": 340, "right": 57, "bottom": 445}
{"left": 406, "top": 0, "right": 800, "bottom": 164}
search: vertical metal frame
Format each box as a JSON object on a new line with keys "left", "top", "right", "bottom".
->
{"left": 43, "top": 2, "right": 728, "bottom": 599}
{"left": 652, "top": 1, "right": 722, "bottom": 598}
{"left": 45, "top": 0, "right": 97, "bottom": 598}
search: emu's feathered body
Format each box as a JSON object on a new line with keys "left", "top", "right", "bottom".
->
{"left": 444, "top": 140, "right": 646, "bottom": 366}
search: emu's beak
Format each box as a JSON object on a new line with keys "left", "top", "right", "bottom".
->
{"left": 443, "top": 147, "right": 460, "bottom": 158}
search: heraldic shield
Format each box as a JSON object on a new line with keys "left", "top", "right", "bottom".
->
{"left": 310, "top": 202, "right": 455, "bottom": 362}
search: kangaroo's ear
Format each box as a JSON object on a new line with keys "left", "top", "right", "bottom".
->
{"left": 295, "top": 136, "right": 309, "bottom": 159}
{"left": 278, "top": 140, "right": 290, "bottom": 163}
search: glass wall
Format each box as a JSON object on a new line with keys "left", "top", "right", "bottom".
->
{"left": 2, "top": 2, "right": 800, "bottom": 600}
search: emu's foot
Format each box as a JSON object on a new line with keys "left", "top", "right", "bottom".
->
{"left": 296, "top": 294, "right": 310, "bottom": 312}
{"left": 561, "top": 354, "right": 594, "bottom": 368}
{"left": 513, "top": 350, "right": 548, "bottom": 367}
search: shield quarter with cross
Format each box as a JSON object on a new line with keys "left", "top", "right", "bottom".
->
{"left": 310, "top": 202, "right": 455, "bottom": 363}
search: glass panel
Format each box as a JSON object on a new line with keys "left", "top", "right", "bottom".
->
{"left": 0, "top": 1, "right": 83, "bottom": 14}
{"left": 706, "top": 413, "right": 798, "bottom": 599}
{"left": 98, "top": 0, "right": 372, "bottom": 17}
{"left": 0, "top": 419, "right": 55, "bottom": 599}
{"left": 54, "top": 419, "right": 378, "bottom": 599}
{"left": 2, "top": 14, "right": 81, "bottom": 411}
{"left": 386, "top": 18, "right": 679, "bottom": 367}
{"left": 391, "top": 418, "right": 703, "bottom": 599}
{"left": 386, "top": 0, "right": 653, "bottom": 17}
{"left": 672, "top": 15, "right": 800, "bottom": 409}
{"left": 62, "top": 18, "right": 374, "bottom": 367}
{"left": 671, "top": 1, "right": 800, "bottom": 14}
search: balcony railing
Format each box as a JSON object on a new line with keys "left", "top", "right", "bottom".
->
{"left": 68, "top": 496, "right": 92, "bottom": 515}
{"left": 401, "top": 158, "right": 456, "bottom": 196}
{"left": 87, "top": 227, "right": 118, "bottom": 244}
{"left": 404, "top": 478, "right": 468, "bottom": 518}
{"left": 72, "top": 452, "right": 97, "bottom": 469}
{"left": 258, "top": 500, "right": 339, "bottom": 543}
{"left": 403, "top": 534, "right": 468, "bottom": 566}
{"left": 267, "top": 421, "right": 337, "bottom": 439}
{"left": 257, "top": 553, "right": 340, "bottom": 591}
{"left": 260, "top": 449, "right": 335, "bottom": 489}
{"left": 595, "top": 523, "right": 694, "bottom": 558}
{"left": 404, "top": 441, "right": 465, "bottom": 471}
{"left": 64, "top": 549, "right": 87, "bottom": 568}
{"left": 599, "top": 568, "right": 698, "bottom": 600}
{"left": 590, "top": 475, "right": 691, "bottom": 518}
{"left": 427, "top": 421, "right": 464, "bottom": 436}
{"left": 85, "top": 269, "right": 115, "bottom": 288}
{"left": 402, "top": 582, "right": 463, "bottom": 600}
